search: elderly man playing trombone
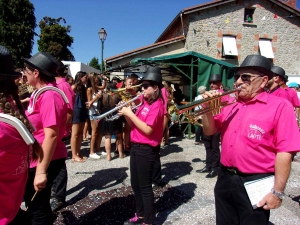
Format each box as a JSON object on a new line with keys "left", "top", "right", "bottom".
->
{"left": 201, "top": 55, "right": 300, "bottom": 225}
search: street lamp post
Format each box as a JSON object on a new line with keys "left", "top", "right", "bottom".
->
{"left": 98, "top": 28, "right": 107, "bottom": 73}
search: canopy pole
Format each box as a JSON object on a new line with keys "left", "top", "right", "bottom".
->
{"left": 187, "top": 57, "right": 194, "bottom": 139}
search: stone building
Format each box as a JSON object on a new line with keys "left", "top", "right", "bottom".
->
{"left": 107, "top": 0, "right": 300, "bottom": 77}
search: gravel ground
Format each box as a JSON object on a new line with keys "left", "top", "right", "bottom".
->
{"left": 53, "top": 135, "right": 300, "bottom": 225}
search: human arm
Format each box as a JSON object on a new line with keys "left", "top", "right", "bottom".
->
{"left": 20, "top": 97, "right": 30, "bottom": 103}
{"left": 119, "top": 106, "right": 153, "bottom": 135}
{"left": 86, "top": 88, "right": 102, "bottom": 108}
{"left": 34, "top": 126, "right": 59, "bottom": 191}
{"left": 66, "top": 109, "right": 73, "bottom": 125}
{"left": 257, "top": 152, "right": 292, "bottom": 210}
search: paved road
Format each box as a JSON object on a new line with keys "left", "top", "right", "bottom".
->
{"left": 54, "top": 136, "right": 300, "bottom": 225}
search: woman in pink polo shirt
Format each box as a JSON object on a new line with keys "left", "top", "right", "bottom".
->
{"left": 0, "top": 45, "right": 41, "bottom": 225}
{"left": 23, "top": 52, "right": 68, "bottom": 225}
{"left": 119, "top": 66, "right": 164, "bottom": 225}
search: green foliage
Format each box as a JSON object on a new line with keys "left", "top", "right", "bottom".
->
{"left": 0, "top": 0, "right": 36, "bottom": 68}
{"left": 89, "top": 57, "right": 101, "bottom": 70}
{"left": 37, "top": 16, "right": 75, "bottom": 61}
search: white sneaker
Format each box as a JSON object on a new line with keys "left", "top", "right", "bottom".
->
{"left": 89, "top": 153, "right": 100, "bottom": 159}
{"left": 101, "top": 151, "right": 107, "bottom": 156}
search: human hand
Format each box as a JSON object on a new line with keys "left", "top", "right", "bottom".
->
{"left": 257, "top": 192, "right": 282, "bottom": 210}
{"left": 202, "top": 90, "right": 222, "bottom": 99}
{"left": 34, "top": 173, "right": 47, "bottom": 191}
{"left": 86, "top": 101, "right": 92, "bottom": 109}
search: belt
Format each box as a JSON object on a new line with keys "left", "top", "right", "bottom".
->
{"left": 222, "top": 165, "right": 247, "bottom": 176}
{"left": 131, "top": 143, "right": 159, "bottom": 148}
{"left": 221, "top": 165, "right": 274, "bottom": 177}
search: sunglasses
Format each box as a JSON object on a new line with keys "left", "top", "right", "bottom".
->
{"left": 141, "top": 83, "right": 153, "bottom": 89}
{"left": 234, "top": 74, "right": 260, "bottom": 82}
{"left": 210, "top": 81, "right": 219, "bottom": 85}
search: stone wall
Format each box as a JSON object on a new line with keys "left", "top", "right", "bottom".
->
{"left": 185, "top": 0, "right": 300, "bottom": 75}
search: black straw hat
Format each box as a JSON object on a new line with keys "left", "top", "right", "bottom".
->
{"left": 24, "top": 52, "right": 58, "bottom": 77}
{"left": 209, "top": 74, "right": 222, "bottom": 82}
{"left": 143, "top": 66, "right": 163, "bottom": 88}
{"left": 0, "top": 45, "right": 21, "bottom": 79}
{"left": 232, "top": 55, "right": 274, "bottom": 79}
{"left": 271, "top": 66, "right": 285, "bottom": 78}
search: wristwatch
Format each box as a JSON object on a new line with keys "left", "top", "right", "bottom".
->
{"left": 271, "top": 188, "right": 285, "bottom": 200}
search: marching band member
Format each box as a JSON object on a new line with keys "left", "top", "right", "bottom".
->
{"left": 50, "top": 61, "right": 75, "bottom": 212}
{"left": 201, "top": 55, "right": 300, "bottom": 225}
{"left": 23, "top": 52, "right": 68, "bottom": 225}
{"left": 266, "top": 66, "right": 290, "bottom": 101}
{"left": 119, "top": 66, "right": 164, "bottom": 225}
{"left": 0, "top": 45, "right": 41, "bottom": 225}
{"left": 197, "top": 74, "right": 222, "bottom": 178}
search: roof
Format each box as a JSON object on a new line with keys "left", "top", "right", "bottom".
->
{"left": 107, "top": 51, "right": 235, "bottom": 87}
{"left": 156, "top": 0, "right": 300, "bottom": 42}
{"left": 106, "top": 35, "right": 186, "bottom": 63}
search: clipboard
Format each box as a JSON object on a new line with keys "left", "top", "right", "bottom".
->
{"left": 244, "top": 175, "right": 274, "bottom": 209}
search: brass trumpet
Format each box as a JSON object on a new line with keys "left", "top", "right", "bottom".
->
{"left": 173, "top": 89, "right": 239, "bottom": 126}
{"left": 111, "top": 84, "right": 142, "bottom": 101}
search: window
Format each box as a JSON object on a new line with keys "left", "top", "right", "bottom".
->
{"left": 222, "top": 36, "right": 238, "bottom": 57}
{"left": 259, "top": 39, "right": 274, "bottom": 59}
{"left": 244, "top": 8, "right": 255, "bottom": 23}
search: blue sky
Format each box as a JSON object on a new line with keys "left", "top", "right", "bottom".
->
{"left": 30, "top": 0, "right": 300, "bottom": 64}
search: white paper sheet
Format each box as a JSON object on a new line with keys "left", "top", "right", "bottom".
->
{"left": 244, "top": 175, "right": 274, "bottom": 209}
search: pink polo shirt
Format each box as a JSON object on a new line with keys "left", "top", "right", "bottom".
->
{"left": 269, "top": 86, "right": 291, "bottom": 103}
{"left": 161, "top": 87, "right": 169, "bottom": 115}
{"left": 56, "top": 78, "right": 75, "bottom": 137}
{"left": 131, "top": 98, "right": 164, "bottom": 147}
{"left": 214, "top": 92, "right": 300, "bottom": 174}
{"left": 26, "top": 84, "right": 68, "bottom": 168}
{"left": 285, "top": 87, "right": 300, "bottom": 107}
{"left": 0, "top": 121, "right": 28, "bottom": 225}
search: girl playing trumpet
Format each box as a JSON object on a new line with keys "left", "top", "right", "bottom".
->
{"left": 119, "top": 66, "right": 164, "bottom": 225}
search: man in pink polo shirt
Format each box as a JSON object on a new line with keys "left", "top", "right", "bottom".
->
{"left": 201, "top": 55, "right": 300, "bottom": 225}
{"left": 266, "top": 66, "right": 290, "bottom": 101}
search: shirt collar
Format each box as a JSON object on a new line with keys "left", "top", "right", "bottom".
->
{"left": 237, "top": 91, "right": 268, "bottom": 105}
{"left": 55, "top": 77, "right": 65, "bottom": 85}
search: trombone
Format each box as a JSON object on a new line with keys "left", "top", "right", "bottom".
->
{"left": 93, "top": 92, "right": 143, "bottom": 121}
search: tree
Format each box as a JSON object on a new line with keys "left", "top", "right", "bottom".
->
{"left": 89, "top": 57, "right": 101, "bottom": 70}
{"left": 0, "top": 0, "right": 36, "bottom": 68}
{"left": 38, "top": 16, "right": 75, "bottom": 61}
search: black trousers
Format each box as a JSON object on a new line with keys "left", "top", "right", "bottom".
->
{"left": 195, "top": 125, "right": 203, "bottom": 142}
{"left": 214, "top": 165, "right": 271, "bottom": 225}
{"left": 130, "top": 143, "right": 159, "bottom": 224}
{"left": 203, "top": 132, "right": 220, "bottom": 170}
{"left": 152, "top": 147, "right": 161, "bottom": 185}
{"left": 24, "top": 158, "right": 66, "bottom": 225}
{"left": 52, "top": 162, "right": 68, "bottom": 202}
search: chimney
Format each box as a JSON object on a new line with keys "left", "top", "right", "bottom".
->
{"left": 280, "top": 0, "right": 297, "bottom": 8}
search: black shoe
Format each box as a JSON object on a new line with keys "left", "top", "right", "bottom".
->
{"left": 51, "top": 198, "right": 65, "bottom": 212}
{"left": 206, "top": 170, "right": 218, "bottom": 178}
{"left": 196, "top": 167, "right": 211, "bottom": 173}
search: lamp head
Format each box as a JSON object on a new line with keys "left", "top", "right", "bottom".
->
{"left": 98, "top": 28, "right": 107, "bottom": 41}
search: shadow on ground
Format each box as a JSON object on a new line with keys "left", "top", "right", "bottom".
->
{"left": 54, "top": 183, "right": 196, "bottom": 225}
{"left": 160, "top": 161, "right": 193, "bottom": 185}
{"left": 66, "top": 167, "right": 128, "bottom": 204}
